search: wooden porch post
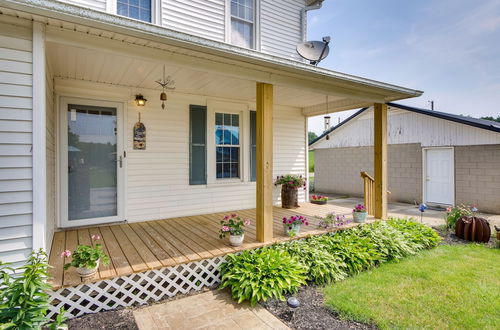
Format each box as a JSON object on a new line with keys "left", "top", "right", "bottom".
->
{"left": 256, "top": 82, "right": 273, "bottom": 242}
{"left": 374, "top": 103, "right": 388, "bottom": 219}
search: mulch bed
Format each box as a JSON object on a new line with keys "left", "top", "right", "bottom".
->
{"left": 261, "top": 285, "right": 376, "bottom": 330}
{"left": 67, "top": 309, "right": 138, "bottom": 330}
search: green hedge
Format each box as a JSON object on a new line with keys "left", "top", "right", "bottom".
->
{"left": 219, "top": 218, "right": 441, "bottom": 305}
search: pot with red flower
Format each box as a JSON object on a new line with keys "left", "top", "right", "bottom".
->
{"left": 282, "top": 215, "right": 309, "bottom": 237}
{"left": 310, "top": 194, "right": 328, "bottom": 205}
{"left": 219, "top": 213, "right": 251, "bottom": 246}
{"left": 275, "top": 174, "right": 306, "bottom": 209}
{"left": 352, "top": 204, "right": 368, "bottom": 223}
{"left": 61, "top": 234, "right": 110, "bottom": 278}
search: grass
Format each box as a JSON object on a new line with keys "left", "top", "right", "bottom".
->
{"left": 324, "top": 244, "right": 500, "bottom": 329}
{"left": 309, "top": 150, "right": 314, "bottom": 173}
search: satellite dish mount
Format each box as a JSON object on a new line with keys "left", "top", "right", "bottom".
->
{"left": 296, "top": 36, "right": 331, "bottom": 66}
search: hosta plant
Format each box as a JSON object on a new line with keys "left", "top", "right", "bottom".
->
{"left": 219, "top": 249, "right": 306, "bottom": 306}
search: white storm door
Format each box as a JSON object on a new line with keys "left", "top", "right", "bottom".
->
{"left": 60, "top": 98, "right": 125, "bottom": 228}
{"left": 425, "top": 148, "right": 454, "bottom": 205}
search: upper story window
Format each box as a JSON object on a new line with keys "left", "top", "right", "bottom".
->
{"left": 117, "top": 0, "right": 152, "bottom": 23}
{"left": 231, "top": 0, "right": 254, "bottom": 49}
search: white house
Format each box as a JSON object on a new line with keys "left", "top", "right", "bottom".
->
{"left": 310, "top": 103, "right": 500, "bottom": 213}
{"left": 0, "top": 0, "right": 422, "bottom": 317}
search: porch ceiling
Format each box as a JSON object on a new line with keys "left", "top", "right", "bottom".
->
{"left": 3, "top": 0, "right": 423, "bottom": 114}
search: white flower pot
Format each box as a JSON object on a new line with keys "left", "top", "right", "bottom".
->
{"left": 76, "top": 260, "right": 99, "bottom": 278}
{"left": 229, "top": 234, "right": 244, "bottom": 247}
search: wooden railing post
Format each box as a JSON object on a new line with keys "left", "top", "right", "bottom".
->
{"left": 256, "top": 82, "right": 273, "bottom": 242}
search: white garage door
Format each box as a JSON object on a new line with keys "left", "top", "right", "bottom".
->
{"left": 425, "top": 148, "right": 454, "bottom": 205}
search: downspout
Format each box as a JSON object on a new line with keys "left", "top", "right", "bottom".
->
{"left": 301, "top": 0, "right": 323, "bottom": 41}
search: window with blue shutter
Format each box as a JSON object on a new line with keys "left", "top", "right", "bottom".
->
{"left": 189, "top": 105, "right": 207, "bottom": 185}
{"left": 250, "top": 110, "right": 256, "bottom": 182}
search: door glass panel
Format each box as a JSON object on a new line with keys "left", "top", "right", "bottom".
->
{"left": 67, "top": 104, "right": 118, "bottom": 221}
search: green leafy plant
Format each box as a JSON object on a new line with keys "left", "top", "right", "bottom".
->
{"left": 444, "top": 204, "right": 475, "bottom": 229}
{"left": 219, "top": 249, "right": 306, "bottom": 306}
{"left": 219, "top": 213, "right": 251, "bottom": 238}
{"left": 275, "top": 240, "right": 347, "bottom": 285}
{"left": 387, "top": 218, "right": 441, "bottom": 249}
{"left": 63, "top": 241, "right": 109, "bottom": 270}
{"left": 0, "top": 249, "right": 66, "bottom": 330}
{"left": 274, "top": 174, "right": 306, "bottom": 188}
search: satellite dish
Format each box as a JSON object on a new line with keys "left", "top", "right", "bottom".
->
{"left": 296, "top": 36, "right": 331, "bottom": 65}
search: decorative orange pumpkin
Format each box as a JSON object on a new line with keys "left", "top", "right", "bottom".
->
{"left": 455, "top": 216, "right": 491, "bottom": 243}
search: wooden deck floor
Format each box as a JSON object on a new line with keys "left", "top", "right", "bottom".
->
{"left": 48, "top": 203, "right": 360, "bottom": 289}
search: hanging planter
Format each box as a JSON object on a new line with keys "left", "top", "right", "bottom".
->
{"left": 275, "top": 175, "right": 306, "bottom": 209}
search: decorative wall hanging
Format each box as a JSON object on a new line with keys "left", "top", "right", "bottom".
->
{"left": 155, "top": 64, "right": 176, "bottom": 110}
{"left": 133, "top": 112, "right": 146, "bottom": 150}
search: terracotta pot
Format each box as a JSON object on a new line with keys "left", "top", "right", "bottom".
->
{"left": 281, "top": 186, "right": 299, "bottom": 209}
{"left": 229, "top": 234, "right": 244, "bottom": 247}
{"left": 76, "top": 260, "right": 99, "bottom": 278}
{"left": 353, "top": 212, "right": 367, "bottom": 223}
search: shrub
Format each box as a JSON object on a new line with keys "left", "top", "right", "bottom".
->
{"left": 353, "top": 221, "right": 418, "bottom": 262}
{"left": 314, "top": 232, "right": 382, "bottom": 274}
{"left": 0, "top": 249, "right": 66, "bottom": 330}
{"left": 219, "top": 249, "right": 306, "bottom": 306}
{"left": 444, "top": 204, "right": 473, "bottom": 229}
{"left": 387, "top": 218, "right": 441, "bottom": 249}
{"left": 275, "top": 240, "right": 347, "bottom": 285}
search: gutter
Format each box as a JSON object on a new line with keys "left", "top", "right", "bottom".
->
{"left": 301, "top": 0, "right": 324, "bottom": 41}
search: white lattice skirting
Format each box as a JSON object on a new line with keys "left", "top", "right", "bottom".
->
{"left": 48, "top": 255, "right": 227, "bottom": 319}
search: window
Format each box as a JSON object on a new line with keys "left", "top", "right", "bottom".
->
{"left": 231, "top": 0, "right": 254, "bottom": 49}
{"left": 117, "top": 0, "right": 152, "bottom": 23}
{"left": 215, "top": 113, "right": 240, "bottom": 179}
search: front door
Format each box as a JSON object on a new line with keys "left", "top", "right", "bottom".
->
{"left": 425, "top": 148, "right": 454, "bottom": 205}
{"left": 60, "top": 98, "right": 124, "bottom": 227}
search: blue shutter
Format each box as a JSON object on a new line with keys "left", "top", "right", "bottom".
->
{"left": 250, "top": 110, "right": 256, "bottom": 182}
{"left": 189, "top": 105, "right": 207, "bottom": 185}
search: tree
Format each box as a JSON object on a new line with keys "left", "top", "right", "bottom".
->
{"left": 308, "top": 131, "right": 318, "bottom": 142}
{"left": 480, "top": 115, "right": 500, "bottom": 123}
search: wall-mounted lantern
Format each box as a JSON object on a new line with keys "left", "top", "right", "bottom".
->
{"left": 135, "top": 94, "right": 147, "bottom": 106}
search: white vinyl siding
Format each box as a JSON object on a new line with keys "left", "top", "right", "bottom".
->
{"left": 122, "top": 93, "right": 306, "bottom": 221}
{"left": 260, "top": 0, "right": 304, "bottom": 60}
{"left": 59, "top": 0, "right": 107, "bottom": 11}
{"left": 162, "top": 0, "right": 226, "bottom": 42}
{"left": 0, "top": 20, "right": 33, "bottom": 266}
{"left": 313, "top": 107, "right": 500, "bottom": 150}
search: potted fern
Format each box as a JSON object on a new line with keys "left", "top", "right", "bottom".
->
{"left": 275, "top": 174, "right": 306, "bottom": 209}
{"left": 61, "top": 234, "right": 110, "bottom": 278}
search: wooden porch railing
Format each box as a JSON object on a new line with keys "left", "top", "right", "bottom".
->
{"left": 360, "top": 171, "right": 390, "bottom": 216}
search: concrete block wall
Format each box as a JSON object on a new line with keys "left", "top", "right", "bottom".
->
{"left": 455, "top": 144, "right": 500, "bottom": 213}
{"left": 314, "top": 144, "right": 422, "bottom": 203}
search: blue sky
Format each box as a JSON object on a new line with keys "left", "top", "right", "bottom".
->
{"left": 307, "top": 0, "right": 500, "bottom": 135}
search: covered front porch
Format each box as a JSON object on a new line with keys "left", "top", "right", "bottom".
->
{"left": 48, "top": 203, "right": 361, "bottom": 289}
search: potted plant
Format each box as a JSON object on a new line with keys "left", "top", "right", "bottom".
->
{"left": 352, "top": 204, "right": 368, "bottom": 223}
{"left": 310, "top": 194, "right": 329, "bottom": 205}
{"left": 275, "top": 174, "right": 306, "bottom": 209}
{"left": 219, "top": 214, "right": 251, "bottom": 246}
{"left": 317, "top": 212, "right": 351, "bottom": 229}
{"left": 282, "top": 215, "right": 309, "bottom": 237}
{"left": 61, "top": 234, "right": 110, "bottom": 278}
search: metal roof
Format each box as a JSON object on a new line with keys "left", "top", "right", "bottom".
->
{"left": 309, "top": 103, "right": 500, "bottom": 146}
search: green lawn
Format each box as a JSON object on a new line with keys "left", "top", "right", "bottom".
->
{"left": 324, "top": 244, "right": 500, "bottom": 329}
{"left": 308, "top": 150, "right": 314, "bottom": 173}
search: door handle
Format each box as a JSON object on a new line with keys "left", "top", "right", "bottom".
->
{"left": 114, "top": 156, "right": 123, "bottom": 168}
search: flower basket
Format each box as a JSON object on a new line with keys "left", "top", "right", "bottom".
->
{"left": 281, "top": 185, "right": 299, "bottom": 209}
